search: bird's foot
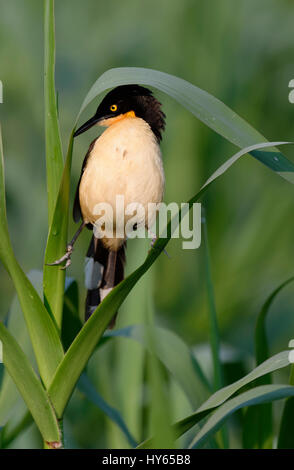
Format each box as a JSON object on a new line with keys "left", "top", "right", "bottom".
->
{"left": 46, "top": 244, "right": 73, "bottom": 270}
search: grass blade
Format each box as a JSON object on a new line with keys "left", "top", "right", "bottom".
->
{"left": 189, "top": 385, "right": 294, "bottom": 449}
{"left": 278, "top": 397, "right": 294, "bottom": 448}
{"left": 202, "top": 213, "right": 228, "bottom": 448}
{"left": 43, "top": 133, "right": 74, "bottom": 330}
{"left": 202, "top": 215, "right": 223, "bottom": 391}
{"left": 255, "top": 277, "right": 294, "bottom": 366}
{"left": 43, "top": 0, "right": 72, "bottom": 329}
{"left": 273, "top": 280, "right": 294, "bottom": 449}
{"left": 0, "top": 271, "right": 42, "bottom": 430}
{"left": 0, "top": 322, "right": 61, "bottom": 445}
{"left": 61, "top": 277, "right": 82, "bottom": 351}
{"left": 196, "top": 351, "right": 290, "bottom": 412}
{"left": 44, "top": 0, "right": 64, "bottom": 225}
{"left": 243, "top": 276, "right": 294, "bottom": 449}
{"left": 1, "top": 262, "right": 64, "bottom": 388}
{"left": 145, "top": 273, "right": 175, "bottom": 449}
{"left": 77, "top": 373, "right": 137, "bottom": 448}
{"left": 105, "top": 242, "right": 149, "bottom": 448}
{"left": 0, "top": 126, "right": 63, "bottom": 387}
{"left": 147, "top": 349, "right": 175, "bottom": 449}
{"left": 138, "top": 351, "right": 290, "bottom": 448}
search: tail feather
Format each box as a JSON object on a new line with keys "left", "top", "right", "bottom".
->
{"left": 84, "top": 236, "right": 126, "bottom": 327}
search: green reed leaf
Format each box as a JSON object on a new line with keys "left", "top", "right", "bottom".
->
{"left": 0, "top": 322, "right": 61, "bottom": 444}
{"left": 0, "top": 126, "right": 64, "bottom": 388}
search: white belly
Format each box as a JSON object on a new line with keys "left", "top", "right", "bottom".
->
{"left": 79, "top": 117, "right": 164, "bottom": 249}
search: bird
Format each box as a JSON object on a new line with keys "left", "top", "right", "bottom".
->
{"left": 48, "top": 84, "right": 166, "bottom": 326}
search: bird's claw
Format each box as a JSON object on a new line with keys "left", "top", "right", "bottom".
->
{"left": 46, "top": 244, "right": 73, "bottom": 269}
{"left": 60, "top": 257, "right": 72, "bottom": 270}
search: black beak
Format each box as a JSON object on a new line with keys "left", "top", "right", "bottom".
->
{"left": 74, "top": 115, "right": 101, "bottom": 137}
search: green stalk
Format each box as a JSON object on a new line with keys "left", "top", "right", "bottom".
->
{"left": 43, "top": 0, "right": 66, "bottom": 330}
{"left": 202, "top": 213, "right": 229, "bottom": 448}
{"left": 202, "top": 214, "right": 223, "bottom": 391}
{"left": 44, "top": 0, "right": 63, "bottom": 225}
{"left": 43, "top": 134, "right": 74, "bottom": 332}
{"left": 0, "top": 126, "right": 64, "bottom": 388}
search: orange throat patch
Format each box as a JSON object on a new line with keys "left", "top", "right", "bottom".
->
{"left": 99, "top": 110, "right": 136, "bottom": 127}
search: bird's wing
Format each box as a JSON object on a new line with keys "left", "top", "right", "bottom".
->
{"left": 73, "top": 138, "right": 97, "bottom": 223}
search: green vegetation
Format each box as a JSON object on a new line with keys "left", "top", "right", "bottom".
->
{"left": 0, "top": 0, "right": 294, "bottom": 449}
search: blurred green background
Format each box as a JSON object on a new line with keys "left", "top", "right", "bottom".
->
{"left": 1, "top": 0, "right": 294, "bottom": 448}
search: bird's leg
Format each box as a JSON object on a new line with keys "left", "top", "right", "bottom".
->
{"left": 47, "top": 221, "right": 86, "bottom": 269}
{"left": 104, "top": 250, "right": 117, "bottom": 288}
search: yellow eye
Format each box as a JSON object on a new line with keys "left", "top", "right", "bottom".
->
{"left": 110, "top": 104, "right": 117, "bottom": 112}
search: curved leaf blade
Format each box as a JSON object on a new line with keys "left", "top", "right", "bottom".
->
{"left": 0, "top": 322, "right": 60, "bottom": 444}
{"left": 138, "top": 351, "right": 290, "bottom": 448}
{"left": 78, "top": 373, "right": 137, "bottom": 448}
{"left": 243, "top": 277, "right": 294, "bottom": 449}
{"left": 255, "top": 277, "right": 294, "bottom": 366}
{"left": 0, "top": 271, "right": 42, "bottom": 429}
{"left": 190, "top": 385, "right": 294, "bottom": 449}
{"left": 77, "top": 67, "right": 294, "bottom": 184}
{"left": 197, "top": 351, "right": 290, "bottom": 412}
{"left": 0, "top": 126, "right": 64, "bottom": 388}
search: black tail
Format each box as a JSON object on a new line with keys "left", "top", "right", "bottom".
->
{"left": 84, "top": 236, "right": 126, "bottom": 327}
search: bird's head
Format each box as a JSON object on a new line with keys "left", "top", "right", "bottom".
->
{"left": 74, "top": 84, "right": 165, "bottom": 141}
